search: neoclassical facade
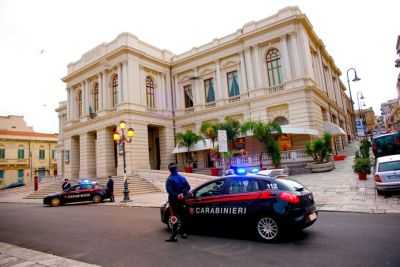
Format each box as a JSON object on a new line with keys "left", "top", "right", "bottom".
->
{"left": 57, "top": 6, "right": 355, "bottom": 179}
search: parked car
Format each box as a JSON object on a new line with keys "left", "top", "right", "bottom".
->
{"left": 374, "top": 154, "right": 400, "bottom": 195}
{"left": 372, "top": 132, "right": 400, "bottom": 158}
{"left": 161, "top": 167, "right": 317, "bottom": 242}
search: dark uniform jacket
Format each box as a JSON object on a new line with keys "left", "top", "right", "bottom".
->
{"left": 166, "top": 170, "right": 191, "bottom": 202}
{"left": 106, "top": 179, "right": 114, "bottom": 192}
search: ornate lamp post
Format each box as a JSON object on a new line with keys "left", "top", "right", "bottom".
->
{"left": 346, "top": 68, "right": 361, "bottom": 137}
{"left": 113, "top": 121, "right": 135, "bottom": 202}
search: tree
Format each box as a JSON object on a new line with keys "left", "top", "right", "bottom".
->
{"left": 200, "top": 121, "right": 220, "bottom": 168}
{"left": 218, "top": 118, "right": 241, "bottom": 149}
{"left": 175, "top": 130, "right": 203, "bottom": 167}
{"left": 305, "top": 132, "right": 333, "bottom": 163}
{"left": 241, "top": 121, "right": 282, "bottom": 168}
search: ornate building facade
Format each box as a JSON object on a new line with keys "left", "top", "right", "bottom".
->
{"left": 57, "top": 6, "right": 355, "bottom": 178}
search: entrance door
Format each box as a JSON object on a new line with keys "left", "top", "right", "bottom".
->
{"left": 148, "top": 126, "right": 161, "bottom": 170}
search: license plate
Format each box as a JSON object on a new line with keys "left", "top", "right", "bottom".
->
{"left": 308, "top": 212, "right": 317, "bottom": 221}
{"left": 387, "top": 175, "right": 400, "bottom": 180}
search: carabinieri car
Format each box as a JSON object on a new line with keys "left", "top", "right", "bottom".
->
{"left": 161, "top": 168, "right": 317, "bottom": 242}
{"left": 43, "top": 180, "right": 109, "bottom": 207}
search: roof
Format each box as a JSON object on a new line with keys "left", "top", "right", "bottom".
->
{"left": 0, "top": 130, "right": 58, "bottom": 141}
{"left": 376, "top": 154, "right": 400, "bottom": 164}
{"left": 373, "top": 131, "right": 399, "bottom": 139}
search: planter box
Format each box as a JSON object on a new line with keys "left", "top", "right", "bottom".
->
{"left": 210, "top": 168, "right": 220, "bottom": 176}
{"left": 333, "top": 155, "right": 346, "bottom": 161}
{"left": 306, "top": 161, "right": 335, "bottom": 173}
{"left": 357, "top": 172, "right": 367, "bottom": 180}
{"left": 184, "top": 167, "right": 193, "bottom": 173}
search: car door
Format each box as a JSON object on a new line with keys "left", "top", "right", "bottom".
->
{"left": 62, "top": 184, "right": 81, "bottom": 203}
{"left": 186, "top": 178, "right": 229, "bottom": 228}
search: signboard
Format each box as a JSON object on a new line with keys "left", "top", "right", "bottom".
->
{"left": 355, "top": 118, "right": 365, "bottom": 137}
{"left": 218, "top": 130, "right": 228, "bottom": 152}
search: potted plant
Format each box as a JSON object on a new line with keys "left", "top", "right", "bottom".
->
{"left": 241, "top": 120, "right": 282, "bottom": 169}
{"left": 352, "top": 157, "right": 371, "bottom": 180}
{"left": 305, "top": 133, "right": 335, "bottom": 172}
{"left": 200, "top": 121, "right": 220, "bottom": 176}
{"left": 175, "top": 130, "right": 203, "bottom": 173}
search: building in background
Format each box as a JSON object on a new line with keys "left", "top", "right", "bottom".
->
{"left": 0, "top": 116, "right": 57, "bottom": 188}
{"left": 355, "top": 108, "right": 376, "bottom": 135}
{"left": 381, "top": 99, "right": 398, "bottom": 130}
{"left": 56, "top": 6, "right": 355, "bottom": 178}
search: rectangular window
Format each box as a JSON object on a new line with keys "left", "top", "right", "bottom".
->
{"left": 183, "top": 85, "right": 194, "bottom": 109}
{"left": 18, "top": 149, "right": 25, "bottom": 159}
{"left": 204, "top": 78, "right": 215, "bottom": 104}
{"left": 0, "top": 170, "right": 4, "bottom": 179}
{"left": 39, "top": 149, "right": 45, "bottom": 160}
{"left": 0, "top": 148, "right": 5, "bottom": 159}
{"left": 18, "top": 169, "right": 24, "bottom": 178}
{"left": 52, "top": 150, "right": 55, "bottom": 160}
{"left": 227, "top": 71, "right": 240, "bottom": 98}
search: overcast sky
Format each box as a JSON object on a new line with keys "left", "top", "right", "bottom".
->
{"left": 0, "top": 0, "right": 399, "bottom": 133}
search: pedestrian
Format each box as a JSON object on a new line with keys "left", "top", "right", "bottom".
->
{"left": 106, "top": 176, "right": 114, "bottom": 202}
{"left": 165, "top": 163, "right": 191, "bottom": 242}
{"left": 62, "top": 178, "right": 71, "bottom": 192}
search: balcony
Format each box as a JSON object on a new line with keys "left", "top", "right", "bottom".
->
{"left": 0, "top": 159, "right": 29, "bottom": 166}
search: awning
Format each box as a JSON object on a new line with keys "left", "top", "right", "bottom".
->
{"left": 280, "top": 126, "right": 319, "bottom": 136}
{"left": 323, "top": 122, "right": 346, "bottom": 136}
{"left": 172, "top": 139, "right": 215, "bottom": 154}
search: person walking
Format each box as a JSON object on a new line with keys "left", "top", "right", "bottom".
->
{"left": 62, "top": 178, "right": 71, "bottom": 192}
{"left": 106, "top": 176, "right": 114, "bottom": 202}
{"left": 165, "top": 163, "right": 191, "bottom": 242}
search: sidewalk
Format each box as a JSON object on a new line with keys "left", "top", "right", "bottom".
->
{"left": 0, "top": 242, "right": 100, "bottom": 267}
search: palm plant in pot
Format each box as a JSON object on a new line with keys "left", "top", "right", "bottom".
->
{"left": 352, "top": 156, "right": 371, "bottom": 180}
{"left": 305, "top": 133, "right": 335, "bottom": 172}
{"left": 218, "top": 118, "right": 241, "bottom": 167}
{"left": 200, "top": 121, "right": 220, "bottom": 176}
{"left": 240, "top": 120, "right": 282, "bottom": 169}
{"left": 175, "top": 130, "right": 203, "bottom": 173}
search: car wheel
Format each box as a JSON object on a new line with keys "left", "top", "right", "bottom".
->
{"left": 255, "top": 216, "right": 281, "bottom": 242}
{"left": 50, "top": 197, "right": 61, "bottom": 207}
{"left": 93, "top": 195, "right": 103, "bottom": 203}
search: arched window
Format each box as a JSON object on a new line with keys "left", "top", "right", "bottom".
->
{"left": 93, "top": 82, "right": 99, "bottom": 112}
{"left": 273, "top": 116, "right": 289, "bottom": 126}
{"left": 266, "top": 48, "right": 282, "bottom": 87}
{"left": 146, "top": 76, "right": 155, "bottom": 108}
{"left": 111, "top": 74, "right": 118, "bottom": 108}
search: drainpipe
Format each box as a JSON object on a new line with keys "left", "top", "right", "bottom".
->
{"left": 169, "top": 66, "right": 177, "bottom": 164}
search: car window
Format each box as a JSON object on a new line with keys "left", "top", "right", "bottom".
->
{"left": 275, "top": 179, "right": 304, "bottom": 191}
{"left": 69, "top": 185, "right": 80, "bottom": 192}
{"left": 228, "top": 178, "right": 259, "bottom": 194}
{"left": 79, "top": 183, "right": 95, "bottom": 190}
{"left": 258, "top": 180, "right": 279, "bottom": 190}
{"left": 378, "top": 160, "right": 400, "bottom": 172}
{"left": 195, "top": 180, "right": 226, "bottom": 198}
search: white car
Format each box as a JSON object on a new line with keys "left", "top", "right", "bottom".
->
{"left": 374, "top": 154, "right": 400, "bottom": 195}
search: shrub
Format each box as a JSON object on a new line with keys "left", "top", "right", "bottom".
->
{"left": 305, "top": 133, "right": 333, "bottom": 163}
{"left": 359, "top": 139, "right": 371, "bottom": 158}
{"left": 352, "top": 157, "right": 371, "bottom": 174}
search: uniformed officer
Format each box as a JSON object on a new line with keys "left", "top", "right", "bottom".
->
{"left": 62, "top": 178, "right": 71, "bottom": 192}
{"left": 165, "top": 163, "right": 191, "bottom": 242}
{"left": 106, "top": 176, "right": 114, "bottom": 202}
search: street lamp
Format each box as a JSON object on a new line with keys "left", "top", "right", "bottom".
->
{"left": 113, "top": 121, "right": 136, "bottom": 202}
{"left": 356, "top": 91, "right": 366, "bottom": 137}
{"left": 346, "top": 68, "right": 361, "bottom": 138}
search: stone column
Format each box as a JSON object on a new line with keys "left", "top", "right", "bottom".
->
{"left": 288, "top": 33, "right": 301, "bottom": 79}
{"left": 239, "top": 51, "right": 248, "bottom": 94}
{"left": 298, "top": 28, "right": 314, "bottom": 80}
{"left": 67, "top": 87, "right": 71, "bottom": 121}
{"left": 174, "top": 75, "right": 183, "bottom": 110}
{"left": 252, "top": 45, "right": 263, "bottom": 88}
{"left": 64, "top": 136, "right": 80, "bottom": 179}
{"left": 215, "top": 61, "right": 223, "bottom": 105}
{"left": 117, "top": 63, "right": 123, "bottom": 104}
{"left": 98, "top": 74, "right": 103, "bottom": 111}
{"left": 244, "top": 47, "right": 255, "bottom": 90}
{"left": 122, "top": 61, "right": 129, "bottom": 104}
{"left": 79, "top": 132, "right": 96, "bottom": 178}
{"left": 96, "top": 128, "right": 116, "bottom": 178}
{"left": 280, "top": 34, "right": 292, "bottom": 82}
{"left": 102, "top": 71, "right": 109, "bottom": 110}
{"left": 159, "top": 126, "right": 175, "bottom": 170}
{"left": 123, "top": 122, "right": 150, "bottom": 175}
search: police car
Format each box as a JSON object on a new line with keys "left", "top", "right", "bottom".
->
{"left": 43, "top": 180, "right": 109, "bottom": 207}
{"left": 160, "top": 167, "right": 317, "bottom": 242}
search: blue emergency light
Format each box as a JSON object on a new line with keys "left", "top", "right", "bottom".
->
{"left": 236, "top": 168, "right": 247, "bottom": 174}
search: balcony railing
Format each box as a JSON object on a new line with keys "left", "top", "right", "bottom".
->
{"left": 215, "top": 149, "right": 312, "bottom": 168}
{"left": 265, "top": 84, "right": 284, "bottom": 95}
{"left": 0, "top": 159, "right": 29, "bottom": 166}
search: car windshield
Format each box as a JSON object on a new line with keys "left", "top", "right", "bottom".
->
{"left": 276, "top": 179, "right": 304, "bottom": 191}
{"left": 378, "top": 160, "right": 400, "bottom": 172}
{"left": 374, "top": 134, "right": 400, "bottom": 146}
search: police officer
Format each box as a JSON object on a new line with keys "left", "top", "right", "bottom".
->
{"left": 106, "top": 176, "right": 114, "bottom": 202}
{"left": 165, "top": 163, "right": 191, "bottom": 242}
{"left": 62, "top": 178, "right": 71, "bottom": 192}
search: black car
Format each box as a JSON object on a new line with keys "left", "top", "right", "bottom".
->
{"left": 161, "top": 170, "right": 317, "bottom": 242}
{"left": 372, "top": 131, "right": 400, "bottom": 158}
{"left": 43, "top": 180, "right": 109, "bottom": 207}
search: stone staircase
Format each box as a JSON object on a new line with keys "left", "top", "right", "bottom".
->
{"left": 24, "top": 175, "right": 160, "bottom": 199}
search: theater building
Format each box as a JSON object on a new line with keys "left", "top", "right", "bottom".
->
{"left": 57, "top": 6, "right": 355, "bottom": 178}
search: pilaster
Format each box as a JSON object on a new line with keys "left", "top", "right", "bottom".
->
{"left": 96, "top": 128, "right": 116, "bottom": 178}
{"left": 79, "top": 132, "right": 96, "bottom": 178}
